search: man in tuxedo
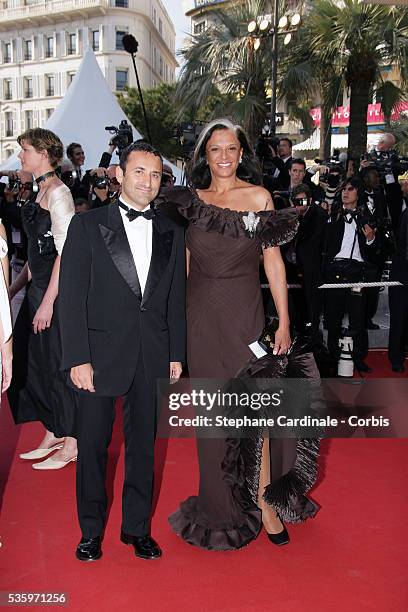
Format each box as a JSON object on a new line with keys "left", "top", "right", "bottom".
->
{"left": 322, "top": 178, "right": 378, "bottom": 373}
{"left": 59, "top": 142, "right": 186, "bottom": 562}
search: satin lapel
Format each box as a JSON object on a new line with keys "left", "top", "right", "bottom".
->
{"left": 142, "top": 216, "right": 174, "bottom": 306}
{"left": 98, "top": 203, "right": 142, "bottom": 300}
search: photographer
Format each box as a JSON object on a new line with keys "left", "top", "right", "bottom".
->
{"left": 283, "top": 183, "right": 328, "bottom": 347}
{"left": 322, "top": 177, "right": 379, "bottom": 373}
{"left": 66, "top": 142, "right": 85, "bottom": 180}
{"left": 262, "top": 137, "right": 293, "bottom": 191}
{"left": 362, "top": 133, "right": 407, "bottom": 231}
{"left": 273, "top": 159, "right": 324, "bottom": 209}
{"left": 359, "top": 166, "right": 391, "bottom": 329}
{"left": 88, "top": 164, "right": 120, "bottom": 208}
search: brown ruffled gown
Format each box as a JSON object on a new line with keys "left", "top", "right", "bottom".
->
{"left": 166, "top": 187, "right": 319, "bottom": 550}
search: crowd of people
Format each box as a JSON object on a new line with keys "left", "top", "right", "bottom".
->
{"left": 0, "top": 122, "right": 406, "bottom": 562}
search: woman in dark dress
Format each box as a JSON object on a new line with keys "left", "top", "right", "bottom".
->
{"left": 8, "top": 128, "right": 77, "bottom": 469}
{"left": 168, "top": 119, "right": 319, "bottom": 550}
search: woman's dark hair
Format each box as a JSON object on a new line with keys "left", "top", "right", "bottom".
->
{"left": 18, "top": 128, "right": 64, "bottom": 169}
{"left": 332, "top": 176, "right": 366, "bottom": 213}
{"left": 189, "top": 118, "right": 262, "bottom": 188}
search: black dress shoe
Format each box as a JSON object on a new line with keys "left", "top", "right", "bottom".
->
{"left": 267, "top": 516, "right": 290, "bottom": 546}
{"left": 120, "top": 531, "right": 162, "bottom": 559}
{"left": 367, "top": 320, "right": 380, "bottom": 330}
{"left": 392, "top": 364, "right": 405, "bottom": 373}
{"left": 354, "top": 361, "right": 373, "bottom": 374}
{"left": 76, "top": 536, "right": 102, "bottom": 562}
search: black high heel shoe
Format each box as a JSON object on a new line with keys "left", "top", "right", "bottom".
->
{"left": 267, "top": 515, "right": 290, "bottom": 546}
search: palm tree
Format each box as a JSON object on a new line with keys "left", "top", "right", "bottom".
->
{"left": 176, "top": 0, "right": 273, "bottom": 140}
{"left": 305, "top": 0, "right": 408, "bottom": 158}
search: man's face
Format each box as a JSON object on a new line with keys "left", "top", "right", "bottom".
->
{"left": 289, "top": 163, "right": 305, "bottom": 186}
{"left": 71, "top": 146, "right": 85, "bottom": 167}
{"left": 116, "top": 151, "right": 162, "bottom": 210}
{"left": 278, "top": 139, "right": 292, "bottom": 158}
{"left": 377, "top": 135, "right": 395, "bottom": 152}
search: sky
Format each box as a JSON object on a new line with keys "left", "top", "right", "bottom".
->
{"left": 162, "top": 0, "right": 191, "bottom": 60}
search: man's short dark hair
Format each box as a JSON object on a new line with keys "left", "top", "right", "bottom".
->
{"left": 289, "top": 158, "right": 306, "bottom": 170}
{"left": 67, "top": 142, "right": 82, "bottom": 160}
{"left": 119, "top": 142, "right": 163, "bottom": 173}
{"left": 292, "top": 183, "right": 311, "bottom": 199}
{"left": 279, "top": 137, "right": 293, "bottom": 148}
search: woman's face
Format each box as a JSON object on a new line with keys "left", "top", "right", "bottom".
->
{"left": 205, "top": 129, "right": 242, "bottom": 179}
{"left": 341, "top": 183, "right": 358, "bottom": 208}
{"left": 18, "top": 140, "right": 46, "bottom": 174}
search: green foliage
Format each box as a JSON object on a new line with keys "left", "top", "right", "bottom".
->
{"left": 117, "top": 83, "right": 234, "bottom": 161}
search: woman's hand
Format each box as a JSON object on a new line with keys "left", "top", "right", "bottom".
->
{"left": 273, "top": 325, "right": 291, "bottom": 355}
{"left": 1, "top": 338, "right": 12, "bottom": 392}
{"left": 32, "top": 299, "right": 54, "bottom": 334}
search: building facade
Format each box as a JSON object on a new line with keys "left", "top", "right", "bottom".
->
{"left": 0, "top": 0, "right": 177, "bottom": 162}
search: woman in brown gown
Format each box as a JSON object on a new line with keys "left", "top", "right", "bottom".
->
{"left": 168, "top": 119, "right": 319, "bottom": 550}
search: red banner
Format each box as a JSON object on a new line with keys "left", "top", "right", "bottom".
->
{"left": 310, "top": 102, "right": 408, "bottom": 128}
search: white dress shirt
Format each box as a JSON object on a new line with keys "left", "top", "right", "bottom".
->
{"left": 335, "top": 213, "right": 363, "bottom": 261}
{"left": 119, "top": 196, "right": 152, "bottom": 294}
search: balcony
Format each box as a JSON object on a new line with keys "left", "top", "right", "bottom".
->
{"left": 0, "top": 1, "right": 112, "bottom": 30}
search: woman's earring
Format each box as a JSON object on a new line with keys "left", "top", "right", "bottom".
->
{"left": 239, "top": 157, "right": 243, "bottom": 164}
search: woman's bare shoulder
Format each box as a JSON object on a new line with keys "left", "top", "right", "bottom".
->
{"left": 239, "top": 184, "right": 273, "bottom": 211}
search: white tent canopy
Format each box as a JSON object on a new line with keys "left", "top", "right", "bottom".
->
{"left": 0, "top": 47, "right": 182, "bottom": 182}
{"left": 293, "top": 129, "right": 382, "bottom": 153}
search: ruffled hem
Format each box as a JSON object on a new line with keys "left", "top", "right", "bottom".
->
{"left": 168, "top": 495, "right": 261, "bottom": 551}
{"left": 162, "top": 186, "right": 299, "bottom": 248}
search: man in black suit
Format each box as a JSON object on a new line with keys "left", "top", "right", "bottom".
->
{"left": 59, "top": 142, "right": 186, "bottom": 562}
{"left": 322, "top": 178, "right": 378, "bottom": 373}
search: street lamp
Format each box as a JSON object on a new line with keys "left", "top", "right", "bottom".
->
{"left": 247, "top": 2, "right": 302, "bottom": 135}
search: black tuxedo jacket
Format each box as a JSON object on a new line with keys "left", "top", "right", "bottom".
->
{"left": 59, "top": 201, "right": 186, "bottom": 396}
{"left": 323, "top": 206, "right": 378, "bottom": 264}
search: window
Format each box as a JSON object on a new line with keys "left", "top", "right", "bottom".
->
{"left": 68, "top": 72, "right": 76, "bottom": 86}
{"left": 159, "top": 18, "right": 162, "bottom": 35}
{"left": 5, "top": 149, "right": 14, "bottom": 158}
{"left": 4, "top": 79, "right": 12, "bottom": 100}
{"left": 92, "top": 30, "right": 99, "bottom": 52}
{"left": 46, "top": 75, "right": 55, "bottom": 96}
{"left": 45, "top": 36, "right": 54, "bottom": 58}
{"left": 194, "top": 21, "right": 206, "bottom": 35}
{"left": 159, "top": 56, "right": 163, "bottom": 77}
{"left": 5, "top": 112, "right": 13, "bottom": 137}
{"left": 46, "top": 108, "right": 54, "bottom": 120}
{"left": 116, "top": 69, "right": 128, "bottom": 91}
{"left": 4, "top": 42, "right": 11, "bottom": 63}
{"left": 24, "top": 77, "right": 33, "bottom": 98}
{"left": 25, "top": 110, "right": 33, "bottom": 130}
{"left": 24, "top": 39, "right": 32, "bottom": 61}
{"left": 153, "top": 8, "right": 156, "bottom": 25}
{"left": 116, "top": 30, "right": 127, "bottom": 50}
{"left": 67, "top": 33, "right": 76, "bottom": 55}
{"left": 115, "top": 0, "right": 128, "bottom": 6}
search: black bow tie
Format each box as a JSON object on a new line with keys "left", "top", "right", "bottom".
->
{"left": 343, "top": 209, "right": 358, "bottom": 223}
{"left": 119, "top": 201, "right": 155, "bottom": 221}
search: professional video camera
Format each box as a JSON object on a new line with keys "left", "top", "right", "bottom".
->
{"left": 361, "top": 149, "right": 408, "bottom": 177}
{"left": 173, "top": 122, "right": 204, "bottom": 160}
{"left": 7, "top": 176, "right": 22, "bottom": 193}
{"left": 105, "top": 119, "right": 133, "bottom": 156}
{"left": 254, "top": 134, "right": 280, "bottom": 160}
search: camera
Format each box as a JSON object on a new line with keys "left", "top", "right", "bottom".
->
{"left": 8, "top": 177, "right": 22, "bottom": 193}
{"left": 316, "top": 152, "right": 345, "bottom": 188}
{"left": 93, "top": 174, "right": 109, "bottom": 190}
{"left": 255, "top": 134, "right": 280, "bottom": 160}
{"left": 361, "top": 149, "right": 408, "bottom": 177}
{"left": 105, "top": 120, "right": 133, "bottom": 156}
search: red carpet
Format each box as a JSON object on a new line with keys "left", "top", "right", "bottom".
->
{"left": 1, "top": 352, "right": 407, "bottom": 612}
